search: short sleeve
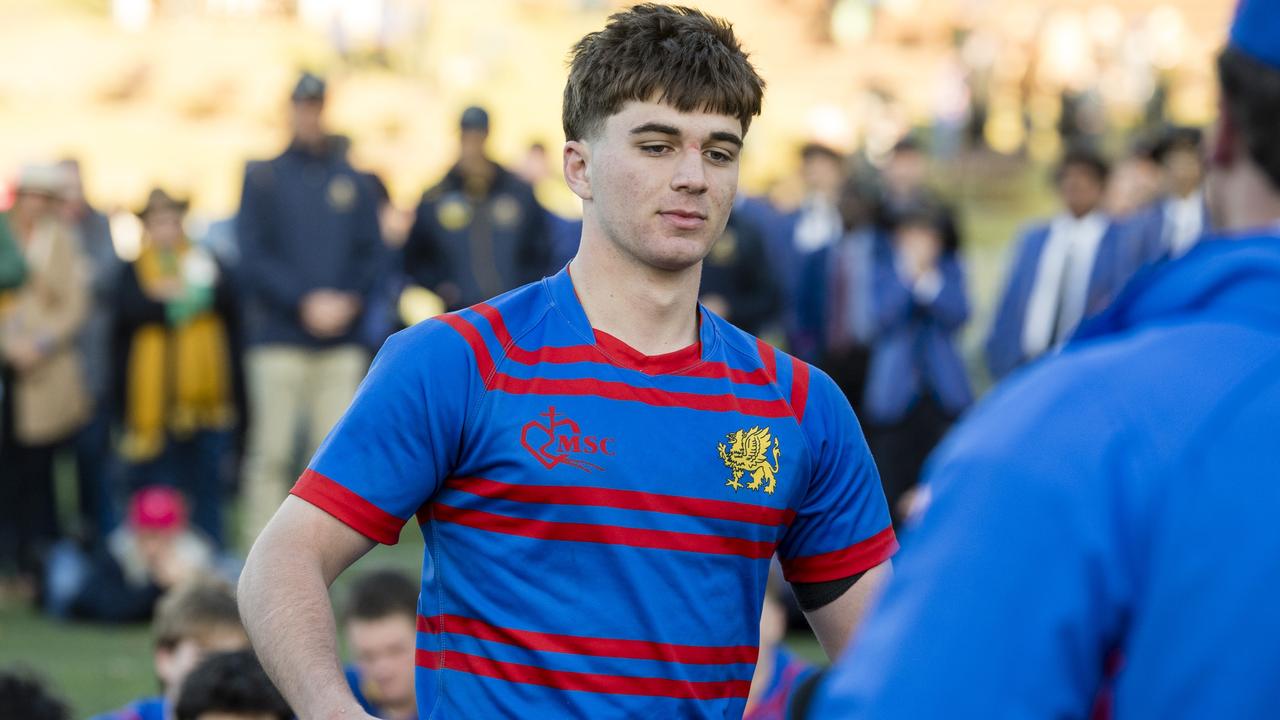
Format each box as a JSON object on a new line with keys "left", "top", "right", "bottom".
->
{"left": 777, "top": 368, "right": 897, "bottom": 583}
{"left": 290, "top": 319, "right": 476, "bottom": 544}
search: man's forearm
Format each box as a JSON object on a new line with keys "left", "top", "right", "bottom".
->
{"left": 239, "top": 500, "right": 374, "bottom": 719}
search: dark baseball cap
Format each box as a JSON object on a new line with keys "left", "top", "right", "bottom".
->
{"left": 291, "top": 72, "right": 326, "bottom": 103}
{"left": 460, "top": 105, "right": 490, "bottom": 132}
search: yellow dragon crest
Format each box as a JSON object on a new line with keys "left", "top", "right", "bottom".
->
{"left": 718, "top": 426, "right": 781, "bottom": 494}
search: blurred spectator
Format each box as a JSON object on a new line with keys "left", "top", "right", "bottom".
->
{"left": 0, "top": 163, "right": 90, "bottom": 600}
{"left": 699, "top": 209, "right": 781, "bottom": 336}
{"left": 796, "top": 177, "right": 882, "bottom": 412}
{"left": 1126, "top": 126, "right": 1209, "bottom": 263}
{"left": 864, "top": 201, "right": 971, "bottom": 525}
{"left": 779, "top": 144, "right": 846, "bottom": 349}
{"left": 174, "top": 650, "right": 291, "bottom": 720}
{"left": 90, "top": 578, "right": 248, "bottom": 720}
{"left": 342, "top": 569, "right": 418, "bottom": 719}
{"left": 1105, "top": 136, "right": 1163, "bottom": 217}
{"left": 44, "top": 486, "right": 236, "bottom": 622}
{"left": 113, "top": 189, "right": 244, "bottom": 547}
{"left": 517, "top": 141, "right": 583, "bottom": 271}
{"left": 0, "top": 212, "right": 23, "bottom": 290}
{"left": 985, "top": 147, "right": 1138, "bottom": 382}
{"left": 0, "top": 667, "right": 70, "bottom": 720}
{"left": 58, "top": 157, "right": 121, "bottom": 543}
{"left": 742, "top": 573, "right": 816, "bottom": 720}
{"left": 788, "top": 144, "right": 845, "bottom": 257}
{"left": 235, "top": 72, "right": 384, "bottom": 548}
{"left": 877, "top": 137, "right": 960, "bottom": 253}
{"left": 404, "top": 106, "right": 549, "bottom": 311}
{"left": 355, "top": 172, "right": 403, "bottom": 353}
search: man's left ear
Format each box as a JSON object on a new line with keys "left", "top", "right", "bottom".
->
{"left": 563, "top": 140, "right": 592, "bottom": 201}
{"left": 1209, "top": 99, "right": 1237, "bottom": 170}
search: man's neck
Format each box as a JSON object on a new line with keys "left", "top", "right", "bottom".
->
{"left": 1212, "top": 166, "right": 1280, "bottom": 234}
{"left": 569, "top": 224, "right": 702, "bottom": 357}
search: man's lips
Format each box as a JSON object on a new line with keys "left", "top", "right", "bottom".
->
{"left": 659, "top": 210, "right": 707, "bottom": 230}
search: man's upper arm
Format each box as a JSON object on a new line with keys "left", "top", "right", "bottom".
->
{"left": 777, "top": 368, "right": 897, "bottom": 594}
{"left": 803, "top": 560, "right": 891, "bottom": 660}
{"left": 262, "top": 495, "right": 378, "bottom": 585}
{"left": 289, "top": 319, "right": 478, "bottom": 544}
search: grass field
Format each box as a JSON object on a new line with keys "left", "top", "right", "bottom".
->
{"left": 0, "top": 519, "right": 825, "bottom": 716}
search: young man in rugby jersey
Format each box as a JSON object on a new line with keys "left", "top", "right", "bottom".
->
{"left": 239, "top": 5, "right": 896, "bottom": 718}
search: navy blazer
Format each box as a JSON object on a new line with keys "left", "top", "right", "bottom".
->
{"left": 1122, "top": 196, "right": 1210, "bottom": 265}
{"left": 984, "top": 219, "right": 1140, "bottom": 381}
{"left": 863, "top": 250, "right": 972, "bottom": 426}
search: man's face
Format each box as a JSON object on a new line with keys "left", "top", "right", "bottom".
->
{"left": 459, "top": 129, "right": 488, "bottom": 163}
{"left": 884, "top": 149, "right": 927, "bottom": 198}
{"left": 156, "top": 625, "right": 250, "bottom": 696}
{"left": 144, "top": 208, "right": 184, "bottom": 248}
{"left": 801, "top": 154, "right": 843, "bottom": 198}
{"left": 289, "top": 99, "right": 326, "bottom": 145}
{"left": 1059, "top": 164, "right": 1104, "bottom": 218}
{"left": 1164, "top": 147, "right": 1205, "bottom": 198}
{"left": 577, "top": 99, "right": 742, "bottom": 272}
{"left": 347, "top": 615, "right": 417, "bottom": 707}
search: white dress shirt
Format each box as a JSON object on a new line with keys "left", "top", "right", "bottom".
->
{"left": 1022, "top": 211, "right": 1109, "bottom": 359}
{"left": 793, "top": 196, "right": 842, "bottom": 254}
{"left": 1164, "top": 191, "right": 1204, "bottom": 259}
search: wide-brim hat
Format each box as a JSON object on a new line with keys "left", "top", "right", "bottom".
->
{"left": 136, "top": 187, "right": 190, "bottom": 219}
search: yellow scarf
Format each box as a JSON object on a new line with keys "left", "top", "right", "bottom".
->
{"left": 120, "top": 239, "right": 234, "bottom": 462}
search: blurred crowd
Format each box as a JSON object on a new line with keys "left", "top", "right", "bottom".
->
{"left": 0, "top": 63, "right": 1210, "bottom": 599}
{"left": 0, "top": 62, "right": 1207, "bottom": 716}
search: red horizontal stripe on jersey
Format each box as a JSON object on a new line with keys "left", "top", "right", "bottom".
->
{"left": 780, "top": 526, "right": 899, "bottom": 583}
{"left": 420, "top": 650, "right": 752, "bottom": 700}
{"left": 472, "top": 302, "right": 773, "bottom": 385}
{"left": 446, "top": 476, "right": 796, "bottom": 527}
{"left": 490, "top": 374, "right": 794, "bottom": 417}
{"left": 418, "top": 614, "right": 758, "bottom": 665}
{"left": 432, "top": 503, "right": 775, "bottom": 559}
{"left": 290, "top": 469, "right": 404, "bottom": 545}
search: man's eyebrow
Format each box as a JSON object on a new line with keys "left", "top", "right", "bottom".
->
{"left": 709, "top": 131, "right": 743, "bottom": 148}
{"left": 630, "top": 122, "right": 743, "bottom": 149}
{"left": 630, "top": 122, "right": 681, "bottom": 137}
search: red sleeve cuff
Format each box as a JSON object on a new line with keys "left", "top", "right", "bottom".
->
{"left": 780, "top": 526, "right": 898, "bottom": 583}
{"left": 290, "top": 469, "right": 405, "bottom": 545}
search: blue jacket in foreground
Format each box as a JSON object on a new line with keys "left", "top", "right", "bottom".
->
{"left": 813, "top": 231, "right": 1280, "bottom": 718}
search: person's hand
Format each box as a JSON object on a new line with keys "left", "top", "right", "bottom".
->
{"left": 3, "top": 337, "right": 45, "bottom": 373}
{"left": 147, "top": 542, "right": 195, "bottom": 589}
{"left": 301, "top": 290, "right": 361, "bottom": 339}
{"left": 147, "top": 276, "right": 185, "bottom": 302}
{"left": 897, "top": 228, "right": 942, "bottom": 281}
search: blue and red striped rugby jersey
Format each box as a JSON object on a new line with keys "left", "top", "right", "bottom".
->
{"left": 292, "top": 266, "right": 897, "bottom": 719}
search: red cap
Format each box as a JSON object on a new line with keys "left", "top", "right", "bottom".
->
{"left": 128, "top": 486, "right": 188, "bottom": 532}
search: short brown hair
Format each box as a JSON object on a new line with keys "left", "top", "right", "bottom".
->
{"left": 153, "top": 580, "right": 243, "bottom": 651}
{"left": 563, "top": 4, "right": 765, "bottom": 142}
{"left": 343, "top": 569, "right": 418, "bottom": 624}
{"left": 1219, "top": 46, "right": 1280, "bottom": 191}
